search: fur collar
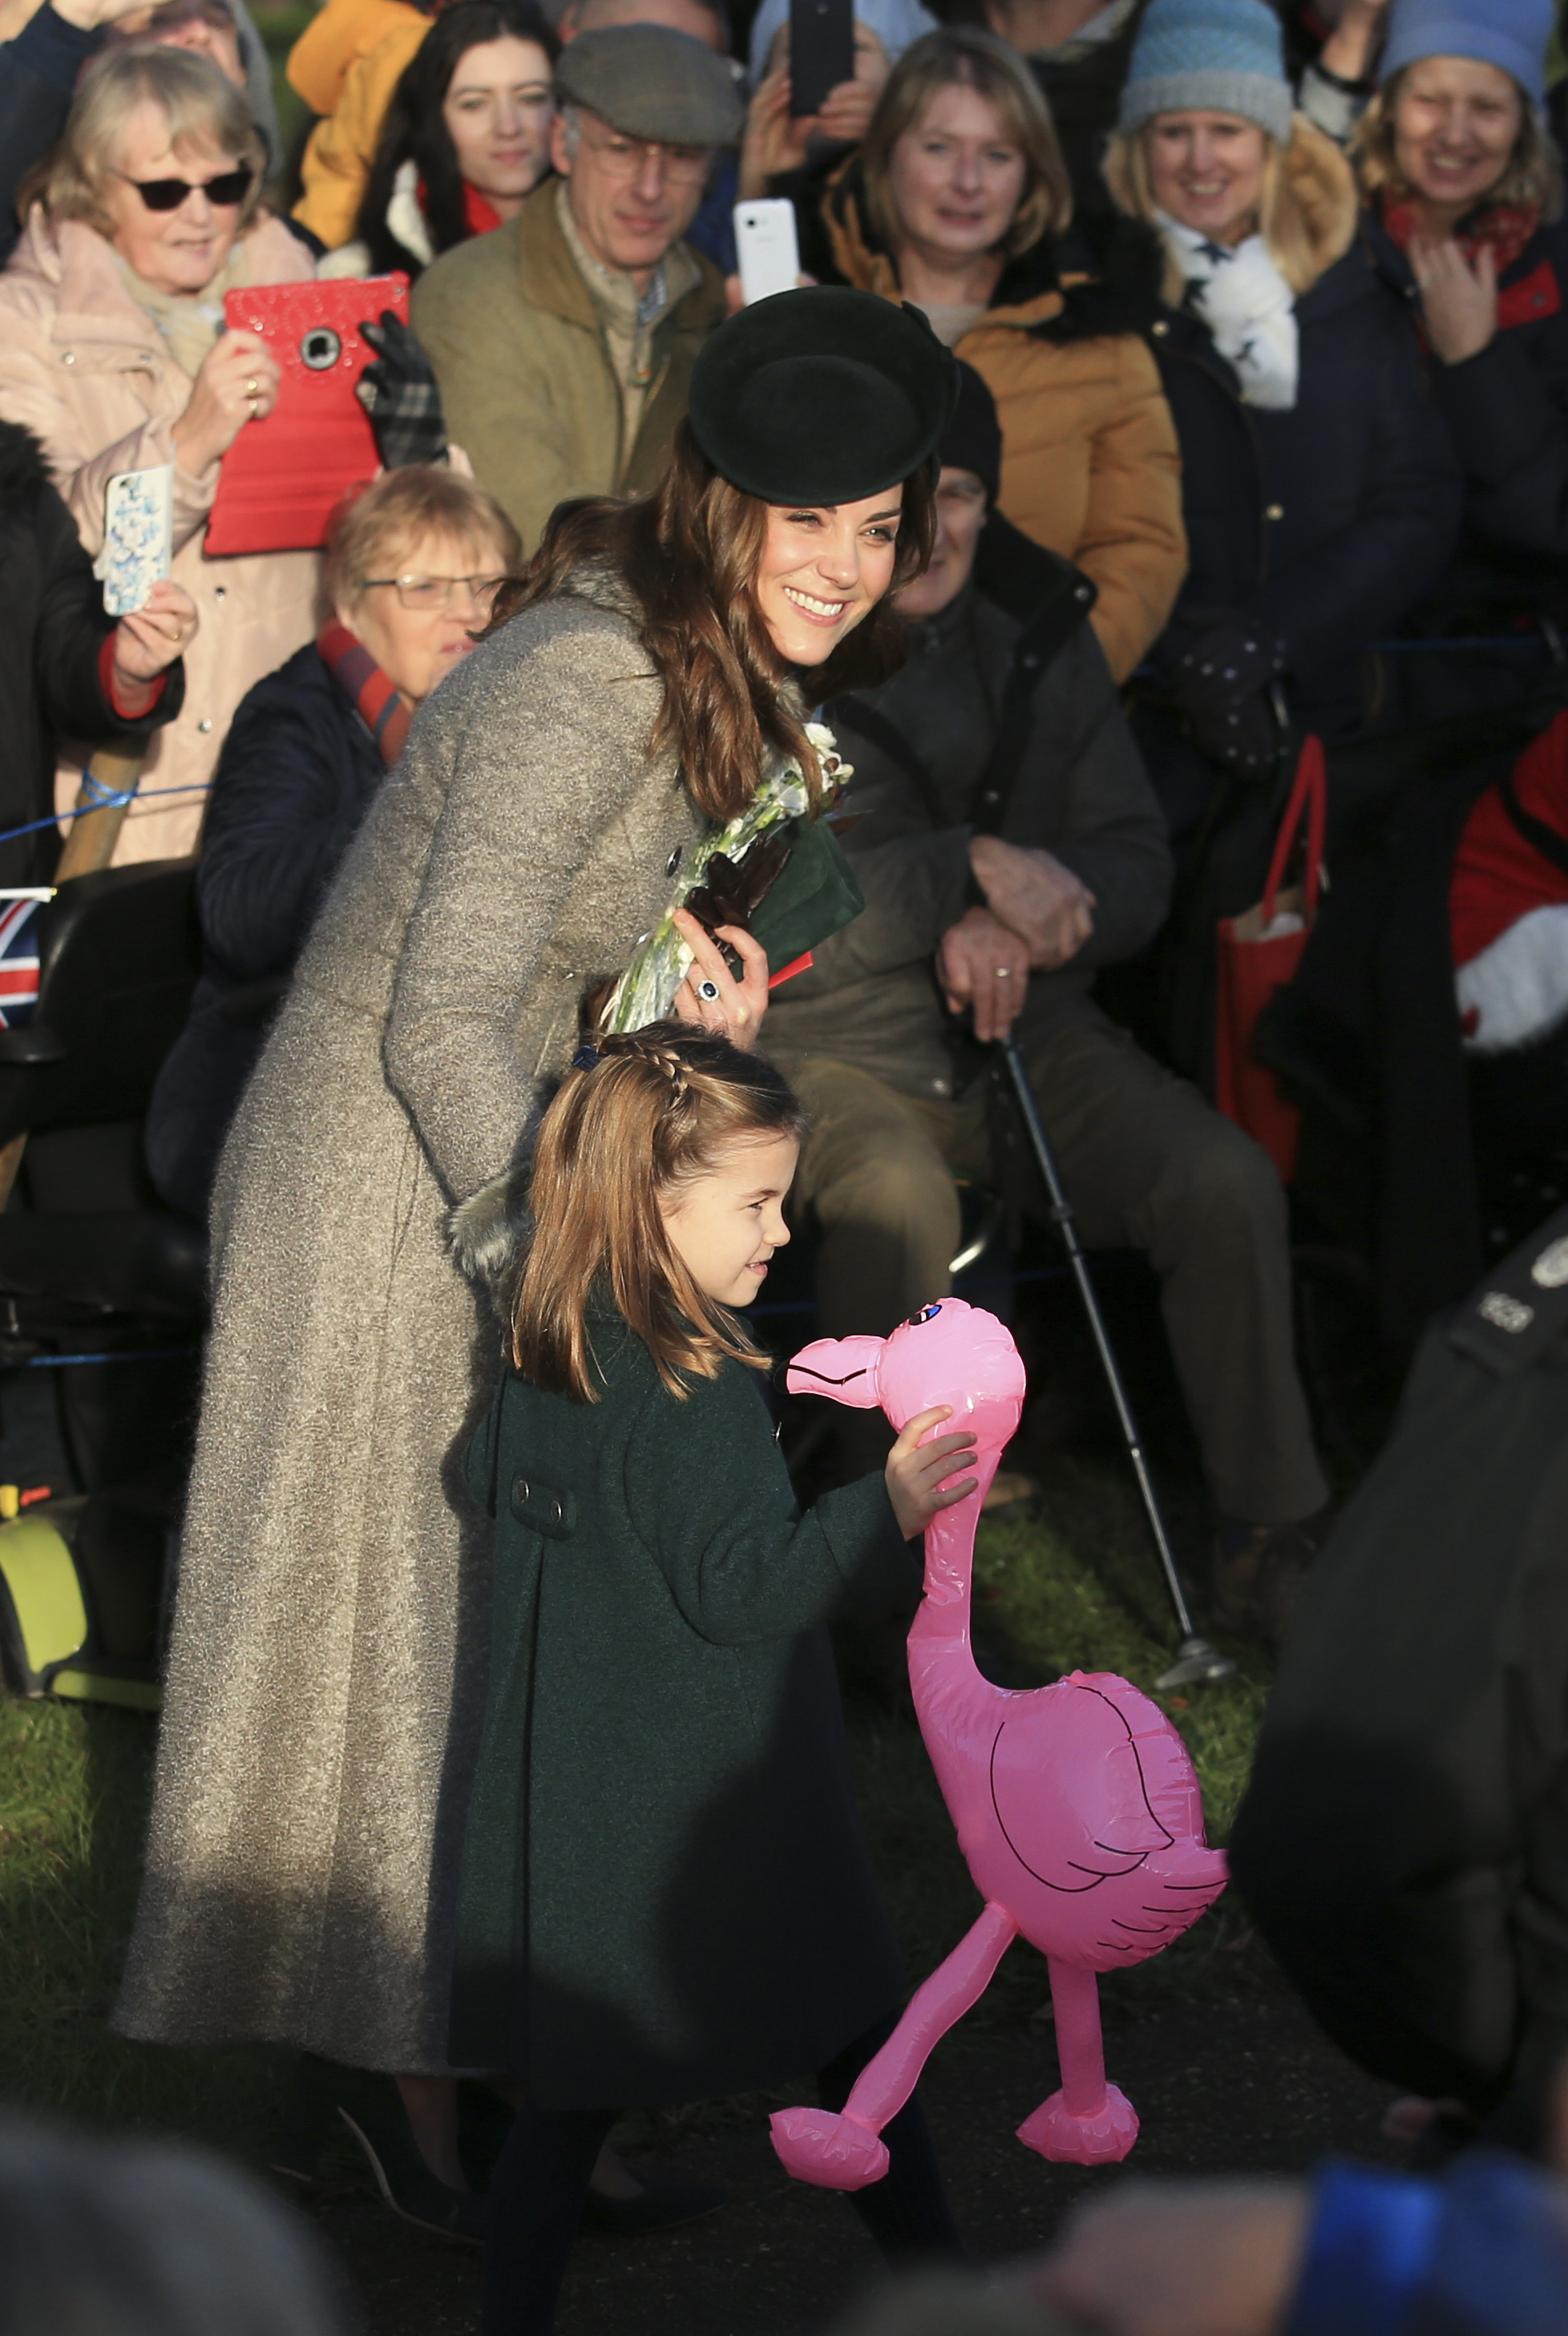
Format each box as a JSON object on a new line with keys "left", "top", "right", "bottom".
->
{"left": 556, "top": 557, "right": 645, "bottom": 626}
{"left": 6, "top": 205, "right": 316, "bottom": 343}
{"left": 818, "top": 157, "right": 1167, "bottom": 344}
{"left": 0, "top": 418, "right": 52, "bottom": 501}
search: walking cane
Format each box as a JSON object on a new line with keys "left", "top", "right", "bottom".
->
{"left": 999, "top": 1033, "right": 1235, "bottom": 1691}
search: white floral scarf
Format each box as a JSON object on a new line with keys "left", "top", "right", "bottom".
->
{"left": 1158, "top": 211, "right": 1300, "bottom": 411}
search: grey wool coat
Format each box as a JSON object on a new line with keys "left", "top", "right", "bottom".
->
{"left": 115, "top": 569, "right": 705, "bottom": 2070}
{"left": 454, "top": 1322, "right": 915, "bottom": 2106}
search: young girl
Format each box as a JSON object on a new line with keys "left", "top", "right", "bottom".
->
{"left": 454, "top": 1023, "right": 978, "bottom": 2334}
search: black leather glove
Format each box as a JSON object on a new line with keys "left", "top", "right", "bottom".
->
{"left": 1172, "top": 616, "right": 1287, "bottom": 778}
{"left": 356, "top": 311, "right": 447, "bottom": 468}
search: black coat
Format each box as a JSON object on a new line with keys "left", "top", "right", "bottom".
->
{"left": 143, "top": 643, "right": 386, "bottom": 1218}
{"left": 1368, "top": 208, "right": 1568, "bottom": 571}
{"left": 763, "top": 523, "right": 1172, "bottom": 1101}
{"left": 451, "top": 1320, "right": 914, "bottom": 2107}
{"left": 0, "top": 419, "right": 183, "bottom": 887}
{"left": 1144, "top": 242, "right": 1465, "bottom": 740}
{"left": 1254, "top": 694, "right": 1565, "bottom": 1348}
{"left": 1231, "top": 1210, "right": 1568, "bottom": 2150}
{"left": 0, "top": 5, "right": 95, "bottom": 271}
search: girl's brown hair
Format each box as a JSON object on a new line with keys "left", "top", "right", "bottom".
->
{"left": 860, "top": 26, "right": 1073, "bottom": 262}
{"left": 491, "top": 421, "right": 935, "bottom": 822}
{"left": 1352, "top": 65, "right": 1564, "bottom": 221}
{"left": 511, "top": 1023, "right": 806, "bottom": 1404}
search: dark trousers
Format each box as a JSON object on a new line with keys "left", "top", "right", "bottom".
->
{"left": 479, "top": 2020, "right": 960, "bottom": 2335}
{"left": 784, "top": 1020, "right": 1328, "bottom": 1525}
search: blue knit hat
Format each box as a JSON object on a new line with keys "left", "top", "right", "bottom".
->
{"left": 1380, "top": 0, "right": 1553, "bottom": 110}
{"left": 1118, "top": 0, "right": 1293, "bottom": 145}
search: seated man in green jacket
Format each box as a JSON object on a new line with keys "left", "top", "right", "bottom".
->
{"left": 762, "top": 366, "right": 1329, "bottom": 1643}
{"left": 410, "top": 21, "right": 738, "bottom": 549}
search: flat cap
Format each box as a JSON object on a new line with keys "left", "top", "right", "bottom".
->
{"left": 687, "top": 286, "right": 960, "bottom": 505}
{"left": 555, "top": 23, "right": 745, "bottom": 146}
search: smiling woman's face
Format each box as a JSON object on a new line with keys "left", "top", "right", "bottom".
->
{"left": 100, "top": 99, "right": 246, "bottom": 293}
{"left": 1392, "top": 55, "right": 1524, "bottom": 217}
{"left": 887, "top": 82, "right": 1028, "bottom": 265}
{"left": 752, "top": 486, "right": 904, "bottom": 666}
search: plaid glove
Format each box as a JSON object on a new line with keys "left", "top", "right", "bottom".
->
{"left": 1172, "top": 615, "right": 1287, "bottom": 778}
{"left": 355, "top": 312, "right": 447, "bottom": 468}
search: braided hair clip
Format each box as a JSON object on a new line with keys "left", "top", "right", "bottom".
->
{"left": 572, "top": 1043, "right": 600, "bottom": 1071}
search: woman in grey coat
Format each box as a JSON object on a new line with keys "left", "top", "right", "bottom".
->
{"left": 115, "top": 288, "right": 956, "bottom": 2226}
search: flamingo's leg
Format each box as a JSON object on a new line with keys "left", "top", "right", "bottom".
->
{"left": 1016, "top": 1958, "right": 1139, "bottom": 2166}
{"left": 770, "top": 1903, "right": 1018, "bottom": 2191}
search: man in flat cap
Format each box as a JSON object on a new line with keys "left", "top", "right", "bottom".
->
{"left": 410, "top": 22, "right": 740, "bottom": 548}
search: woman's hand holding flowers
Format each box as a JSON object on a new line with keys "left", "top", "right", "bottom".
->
{"left": 670, "top": 910, "right": 770, "bottom": 1049}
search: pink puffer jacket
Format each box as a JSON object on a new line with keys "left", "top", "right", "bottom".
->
{"left": 0, "top": 208, "right": 322, "bottom": 863}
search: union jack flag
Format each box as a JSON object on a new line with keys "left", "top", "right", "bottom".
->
{"left": 0, "top": 891, "right": 54, "bottom": 1030}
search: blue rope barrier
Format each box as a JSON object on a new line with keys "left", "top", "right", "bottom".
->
{"left": 19, "top": 1347, "right": 198, "bottom": 1369}
{"left": 0, "top": 780, "right": 212, "bottom": 852}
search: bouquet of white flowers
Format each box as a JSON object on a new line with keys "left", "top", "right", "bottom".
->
{"left": 604, "top": 723, "right": 851, "bottom": 1034}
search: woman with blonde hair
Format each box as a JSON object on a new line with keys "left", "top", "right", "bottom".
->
{"left": 0, "top": 46, "right": 320, "bottom": 864}
{"left": 1352, "top": 0, "right": 1568, "bottom": 709}
{"left": 801, "top": 22, "right": 1186, "bottom": 684}
{"left": 1104, "top": 0, "right": 1461, "bottom": 828}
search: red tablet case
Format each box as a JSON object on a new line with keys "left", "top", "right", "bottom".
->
{"left": 204, "top": 274, "right": 410, "bottom": 556}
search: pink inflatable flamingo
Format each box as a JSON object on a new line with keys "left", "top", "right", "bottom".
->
{"left": 770, "top": 1299, "right": 1227, "bottom": 2184}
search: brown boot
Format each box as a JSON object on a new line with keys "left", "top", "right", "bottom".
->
{"left": 1211, "top": 1521, "right": 1319, "bottom": 1650}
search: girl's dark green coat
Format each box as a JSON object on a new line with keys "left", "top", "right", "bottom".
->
{"left": 451, "top": 1323, "right": 918, "bottom": 2109}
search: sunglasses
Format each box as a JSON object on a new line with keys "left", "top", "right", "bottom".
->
{"left": 122, "top": 164, "right": 253, "bottom": 212}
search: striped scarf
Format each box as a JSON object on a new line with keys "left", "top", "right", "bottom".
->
{"left": 317, "top": 620, "right": 412, "bottom": 768}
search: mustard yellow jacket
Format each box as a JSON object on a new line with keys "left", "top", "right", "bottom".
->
{"left": 289, "top": 0, "right": 429, "bottom": 249}
{"left": 817, "top": 164, "right": 1186, "bottom": 684}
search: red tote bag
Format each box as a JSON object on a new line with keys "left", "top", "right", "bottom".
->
{"left": 1214, "top": 735, "right": 1326, "bottom": 1186}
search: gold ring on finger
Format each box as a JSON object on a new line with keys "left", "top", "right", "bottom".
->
{"left": 244, "top": 376, "right": 259, "bottom": 396}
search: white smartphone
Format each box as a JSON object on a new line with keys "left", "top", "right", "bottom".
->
{"left": 733, "top": 199, "right": 801, "bottom": 305}
{"left": 100, "top": 465, "right": 174, "bottom": 617}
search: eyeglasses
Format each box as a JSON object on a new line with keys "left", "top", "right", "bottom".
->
{"left": 578, "top": 126, "right": 711, "bottom": 184}
{"left": 362, "top": 573, "right": 507, "bottom": 612}
{"left": 119, "top": 164, "right": 253, "bottom": 212}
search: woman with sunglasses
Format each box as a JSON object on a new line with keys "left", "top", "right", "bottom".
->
{"left": 0, "top": 44, "right": 319, "bottom": 865}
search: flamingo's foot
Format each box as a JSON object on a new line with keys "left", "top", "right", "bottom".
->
{"left": 1016, "top": 2085, "right": 1139, "bottom": 2166}
{"left": 769, "top": 2108, "right": 891, "bottom": 2191}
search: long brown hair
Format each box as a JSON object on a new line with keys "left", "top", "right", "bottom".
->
{"left": 492, "top": 423, "right": 936, "bottom": 821}
{"left": 511, "top": 1024, "right": 806, "bottom": 1403}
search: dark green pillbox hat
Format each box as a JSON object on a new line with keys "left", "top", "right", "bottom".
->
{"left": 686, "top": 286, "right": 960, "bottom": 506}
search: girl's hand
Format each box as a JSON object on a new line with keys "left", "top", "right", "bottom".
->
{"left": 886, "top": 1404, "right": 978, "bottom": 1539}
{"left": 1410, "top": 234, "right": 1498, "bottom": 365}
{"left": 671, "top": 910, "right": 770, "bottom": 1049}
{"left": 172, "top": 329, "right": 281, "bottom": 475}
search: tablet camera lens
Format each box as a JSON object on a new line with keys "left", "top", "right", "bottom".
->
{"left": 301, "top": 327, "right": 341, "bottom": 371}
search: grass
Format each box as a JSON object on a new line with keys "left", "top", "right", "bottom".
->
{"left": 0, "top": 1440, "right": 1267, "bottom": 2167}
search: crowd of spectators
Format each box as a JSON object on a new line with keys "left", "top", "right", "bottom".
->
{"left": 6, "top": 0, "right": 1568, "bottom": 2327}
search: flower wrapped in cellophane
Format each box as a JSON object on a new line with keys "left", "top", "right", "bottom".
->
{"left": 604, "top": 723, "right": 850, "bottom": 1033}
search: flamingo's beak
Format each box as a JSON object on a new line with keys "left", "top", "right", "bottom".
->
{"left": 786, "top": 1335, "right": 887, "bottom": 1408}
